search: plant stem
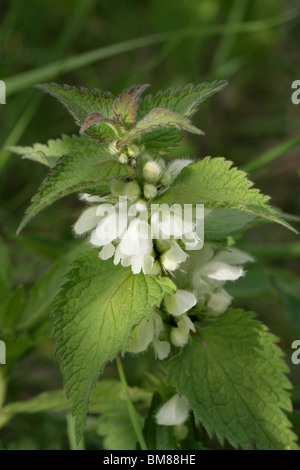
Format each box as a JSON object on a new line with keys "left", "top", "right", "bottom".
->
{"left": 116, "top": 356, "right": 147, "bottom": 451}
{"left": 67, "top": 413, "right": 85, "bottom": 450}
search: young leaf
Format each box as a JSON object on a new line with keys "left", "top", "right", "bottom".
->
{"left": 167, "top": 309, "right": 298, "bottom": 450}
{"left": 137, "top": 80, "right": 228, "bottom": 119}
{"left": 52, "top": 251, "right": 176, "bottom": 442}
{"left": 9, "top": 134, "right": 100, "bottom": 167}
{"left": 120, "top": 108, "right": 203, "bottom": 145}
{"left": 35, "top": 83, "right": 115, "bottom": 125}
{"left": 156, "top": 157, "right": 297, "bottom": 232}
{"left": 112, "top": 84, "right": 150, "bottom": 127}
{"left": 17, "top": 147, "right": 136, "bottom": 233}
{"left": 79, "top": 112, "right": 117, "bottom": 142}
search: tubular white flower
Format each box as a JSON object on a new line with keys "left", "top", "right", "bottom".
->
{"left": 73, "top": 206, "right": 100, "bottom": 235}
{"left": 90, "top": 205, "right": 127, "bottom": 247}
{"left": 161, "top": 241, "right": 189, "bottom": 272}
{"left": 202, "top": 261, "right": 245, "bottom": 282}
{"left": 99, "top": 243, "right": 115, "bottom": 261}
{"left": 165, "top": 289, "right": 197, "bottom": 317}
{"left": 207, "top": 288, "right": 232, "bottom": 315}
{"left": 156, "top": 394, "right": 189, "bottom": 426}
{"left": 170, "top": 327, "right": 189, "bottom": 348}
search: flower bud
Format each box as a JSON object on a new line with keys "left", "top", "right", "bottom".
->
{"left": 110, "top": 180, "right": 125, "bottom": 197}
{"left": 123, "top": 181, "right": 141, "bottom": 201}
{"left": 170, "top": 327, "right": 189, "bottom": 348}
{"left": 165, "top": 289, "right": 197, "bottom": 316}
{"left": 119, "top": 153, "right": 128, "bottom": 164}
{"left": 156, "top": 394, "right": 189, "bottom": 426}
{"left": 144, "top": 183, "right": 157, "bottom": 200}
{"left": 143, "top": 160, "right": 161, "bottom": 182}
{"left": 150, "top": 260, "right": 162, "bottom": 276}
{"left": 127, "top": 143, "right": 140, "bottom": 157}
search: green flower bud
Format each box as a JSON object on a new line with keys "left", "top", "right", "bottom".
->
{"left": 127, "top": 144, "right": 140, "bottom": 157}
{"left": 170, "top": 327, "right": 189, "bottom": 348}
{"left": 150, "top": 260, "right": 162, "bottom": 276}
{"left": 144, "top": 183, "right": 157, "bottom": 200}
{"left": 143, "top": 160, "right": 161, "bottom": 182}
{"left": 123, "top": 181, "right": 141, "bottom": 201}
{"left": 119, "top": 153, "right": 128, "bottom": 164}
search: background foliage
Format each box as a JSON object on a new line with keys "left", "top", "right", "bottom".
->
{"left": 0, "top": 0, "right": 299, "bottom": 450}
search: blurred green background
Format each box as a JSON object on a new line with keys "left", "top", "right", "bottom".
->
{"left": 0, "top": 0, "right": 299, "bottom": 450}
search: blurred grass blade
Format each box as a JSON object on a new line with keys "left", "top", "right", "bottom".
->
{"left": 5, "top": 12, "right": 296, "bottom": 97}
{"left": 242, "top": 133, "right": 300, "bottom": 172}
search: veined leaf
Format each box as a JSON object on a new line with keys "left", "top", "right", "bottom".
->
{"left": 121, "top": 108, "right": 203, "bottom": 145}
{"left": 167, "top": 309, "right": 298, "bottom": 450}
{"left": 113, "top": 84, "right": 150, "bottom": 127}
{"left": 9, "top": 134, "right": 100, "bottom": 167}
{"left": 137, "top": 80, "right": 228, "bottom": 119}
{"left": 35, "top": 83, "right": 115, "bottom": 125}
{"left": 17, "top": 147, "right": 136, "bottom": 233}
{"left": 156, "top": 157, "right": 297, "bottom": 232}
{"left": 52, "top": 251, "right": 175, "bottom": 442}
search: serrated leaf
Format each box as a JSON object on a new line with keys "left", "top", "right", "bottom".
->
{"left": 113, "top": 84, "right": 150, "bottom": 127}
{"left": 120, "top": 108, "right": 203, "bottom": 146}
{"left": 204, "top": 209, "right": 260, "bottom": 244}
{"left": 137, "top": 80, "right": 228, "bottom": 119}
{"left": 17, "top": 147, "right": 136, "bottom": 233}
{"left": 52, "top": 251, "right": 175, "bottom": 442}
{"left": 35, "top": 83, "right": 115, "bottom": 125}
{"left": 139, "top": 126, "right": 184, "bottom": 154}
{"left": 9, "top": 134, "right": 100, "bottom": 167}
{"left": 156, "top": 157, "right": 297, "bottom": 232}
{"left": 79, "top": 111, "right": 117, "bottom": 142}
{"left": 167, "top": 309, "right": 297, "bottom": 450}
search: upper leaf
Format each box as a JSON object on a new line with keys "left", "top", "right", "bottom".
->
{"left": 156, "top": 157, "right": 297, "bottom": 232}
{"left": 52, "top": 251, "right": 175, "bottom": 442}
{"left": 137, "top": 80, "right": 228, "bottom": 119}
{"left": 17, "top": 147, "right": 136, "bottom": 233}
{"left": 9, "top": 134, "right": 100, "bottom": 167}
{"left": 35, "top": 83, "right": 115, "bottom": 125}
{"left": 112, "top": 84, "right": 150, "bottom": 127}
{"left": 167, "top": 308, "right": 298, "bottom": 450}
{"left": 120, "top": 108, "right": 203, "bottom": 146}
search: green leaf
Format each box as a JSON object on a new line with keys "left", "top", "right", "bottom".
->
{"left": 35, "top": 83, "right": 115, "bottom": 125}
{"left": 97, "top": 401, "right": 140, "bottom": 450}
{"left": 112, "top": 84, "right": 150, "bottom": 127}
{"left": 156, "top": 157, "right": 297, "bottom": 233}
{"left": 79, "top": 112, "right": 117, "bottom": 142}
{"left": 52, "top": 251, "right": 175, "bottom": 442}
{"left": 204, "top": 209, "right": 260, "bottom": 244}
{"left": 167, "top": 309, "right": 298, "bottom": 450}
{"left": 139, "top": 126, "right": 184, "bottom": 154}
{"left": 17, "top": 147, "right": 136, "bottom": 233}
{"left": 137, "top": 80, "right": 228, "bottom": 119}
{"left": 121, "top": 108, "right": 203, "bottom": 145}
{"left": 139, "top": 393, "right": 180, "bottom": 450}
{"left": 9, "top": 134, "right": 100, "bottom": 167}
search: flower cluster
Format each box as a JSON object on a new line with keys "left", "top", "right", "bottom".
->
{"left": 73, "top": 152, "right": 254, "bottom": 369}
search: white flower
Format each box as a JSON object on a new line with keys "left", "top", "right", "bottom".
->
{"left": 114, "top": 218, "right": 154, "bottom": 274}
{"left": 156, "top": 394, "right": 189, "bottom": 426}
{"left": 207, "top": 288, "right": 232, "bottom": 315}
{"left": 152, "top": 312, "right": 171, "bottom": 360}
{"left": 165, "top": 289, "right": 197, "bottom": 317}
{"left": 73, "top": 206, "right": 100, "bottom": 235}
{"left": 90, "top": 204, "right": 127, "bottom": 247}
{"left": 161, "top": 241, "right": 189, "bottom": 272}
